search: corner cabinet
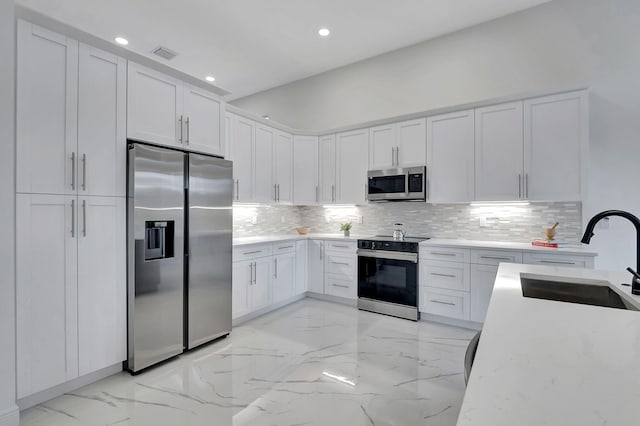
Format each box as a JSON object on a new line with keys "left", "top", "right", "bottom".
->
{"left": 127, "top": 62, "right": 225, "bottom": 156}
{"left": 319, "top": 135, "right": 337, "bottom": 204}
{"left": 335, "top": 129, "right": 369, "bottom": 204}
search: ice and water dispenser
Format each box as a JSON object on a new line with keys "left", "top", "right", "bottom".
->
{"left": 144, "top": 221, "right": 175, "bottom": 261}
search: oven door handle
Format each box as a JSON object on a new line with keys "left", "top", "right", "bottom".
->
{"left": 357, "top": 249, "right": 418, "bottom": 263}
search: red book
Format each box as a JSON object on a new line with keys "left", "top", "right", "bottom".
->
{"left": 531, "top": 241, "right": 559, "bottom": 248}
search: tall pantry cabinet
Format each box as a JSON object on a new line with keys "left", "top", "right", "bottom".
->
{"left": 16, "top": 20, "right": 126, "bottom": 398}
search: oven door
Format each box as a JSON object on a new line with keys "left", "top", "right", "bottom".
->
{"left": 357, "top": 250, "right": 418, "bottom": 307}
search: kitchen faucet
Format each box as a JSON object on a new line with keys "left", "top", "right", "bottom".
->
{"left": 581, "top": 210, "right": 640, "bottom": 295}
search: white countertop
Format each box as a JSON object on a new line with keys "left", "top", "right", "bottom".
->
{"left": 422, "top": 238, "right": 598, "bottom": 256}
{"left": 232, "top": 233, "right": 367, "bottom": 246}
{"left": 457, "top": 263, "right": 640, "bottom": 426}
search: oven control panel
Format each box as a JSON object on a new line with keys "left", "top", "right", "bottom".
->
{"left": 357, "top": 239, "right": 420, "bottom": 253}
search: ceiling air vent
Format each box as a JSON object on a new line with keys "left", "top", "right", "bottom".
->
{"left": 152, "top": 46, "right": 178, "bottom": 60}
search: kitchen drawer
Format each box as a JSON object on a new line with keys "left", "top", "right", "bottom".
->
{"left": 325, "top": 240, "right": 357, "bottom": 253}
{"left": 523, "top": 252, "right": 594, "bottom": 269}
{"left": 273, "top": 240, "right": 296, "bottom": 254}
{"left": 420, "top": 287, "right": 470, "bottom": 320}
{"left": 421, "top": 259, "right": 470, "bottom": 291}
{"left": 325, "top": 253, "right": 356, "bottom": 277}
{"left": 420, "top": 246, "right": 470, "bottom": 263}
{"left": 233, "top": 244, "right": 273, "bottom": 262}
{"left": 325, "top": 274, "right": 357, "bottom": 299}
{"left": 471, "top": 249, "right": 523, "bottom": 266}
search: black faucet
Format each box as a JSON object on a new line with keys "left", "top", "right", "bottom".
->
{"left": 581, "top": 210, "right": 640, "bottom": 295}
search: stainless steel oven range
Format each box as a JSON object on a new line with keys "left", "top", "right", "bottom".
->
{"left": 357, "top": 236, "right": 429, "bottom": 321}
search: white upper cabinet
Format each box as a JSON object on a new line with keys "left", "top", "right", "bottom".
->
{"left": 78, "top": 44, "right": 126, "bottom": 197}
{"left": 77, "top": 196, "right": 126, "bottom": 376}
{"left": 16, "top": 194, "right": 78, "bottom": 398}
{"left": 183, "top": 84, "right": 224, "bottom": 156}
{"left": 369, "top": 119, "right": 426, "bottom": 170}
{"left": 17, "top": 21, "right": 78, "bottom": 196}
{"left": 274, "top": 131, "right": 293, "bottom": 204}
{"left": 128, "top": 62, "right": 224, "bottom": 155}
{"left": 336, "top": 129, "right": 369, "bottom": 204}
{"left": 229, "top": 114, "right": 254, "bottom": 202}
{"left": 475, "top": 102, "right": 524, "bottom": 201}
{"left": 427, "top": 110, "right": 475, "bottom": 203}
{"left": 293, "top": 136, "right": 319, "bottom": 205}
{"left": 369, "top": 124, "right": 396, "bottom": 169}
{"left": 127, "top": 62, "right": 182, "bottom": 148}
{"left": 397, "top": 118, "right": 427, "bottom": 167}
{"left": 319, "top": 135, "right": 337, "bottom": 204}
{"left": 253, "top": 124, "right": 275, "bottom": 203}
{"left": 524, "top": 91, "right": 588, "bottom": 201}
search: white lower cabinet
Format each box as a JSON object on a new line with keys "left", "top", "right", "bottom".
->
{"left": 307, "top": 240, "right": 325, "bottom": 293}
{"left": 16, "top": 194, "right": 126, "bottom": 398}
{"left": 272, "top": 251, "right": 296, "bottom": 304}
{"left": 325, "top": 275, "right": 357, "bottom": 299}
{"left": 232, "top": 260, "right": 252, "bottom": 319}
{"left": 322, "top": 241, "right": 357, "bottom": 300}
{"left": 469, "top": 264, "right": 499, "bottom": 323}
{"left": 522, "top": 252, "right": 594, "bottom": 269}
{"left": 420, "top": 288, "right": 470, "bottom": 320}
{"left": 250, "top": 258, "right": 272, "bottom": 311}
{"left": 295, "top": 240, "right": 308, "bottom": 294}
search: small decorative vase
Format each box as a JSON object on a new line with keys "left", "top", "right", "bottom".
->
{"left": 343, "top": 230, "right": 350, "bottom": 237}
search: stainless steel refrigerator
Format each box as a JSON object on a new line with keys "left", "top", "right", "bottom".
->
{"left": 126, "top": 142, "right": 232, "bottom": 373}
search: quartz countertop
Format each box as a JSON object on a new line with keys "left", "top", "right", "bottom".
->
{"left": 232, "top": 233, "right": 368, "bottom": 246}
{"left": 421, "top": 238, "right": 598, "bottom": 256}
{"left": 457, "top": 262, "right": 640, "bottom": 426}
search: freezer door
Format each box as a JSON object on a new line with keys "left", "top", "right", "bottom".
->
{"left": 187, "top": 154, "right": 233, "bottom": 349}
{"left": 127, "top": 143, "right": 185, "bottom": 372}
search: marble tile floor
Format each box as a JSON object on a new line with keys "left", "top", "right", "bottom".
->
{"left": 20, "top": 299, "right": 476, "bottom": 426}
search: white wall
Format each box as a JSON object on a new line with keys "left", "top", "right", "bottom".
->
{"left": 232, "top": 0, "right": 640, "bottom": 272}
{"left": 0, "top": 0, "right": 18, "bottom": 424}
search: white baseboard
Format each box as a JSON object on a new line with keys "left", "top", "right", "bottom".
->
{"left": 306, "top": 292, "right": 357, "bottom": 307}
{"left": 17, "top": 363, "right": 123, "bottom": 410}
{"left": 419, "top": 312, "right": 483, "bottom": 331}
{"left": 232, "top": 293, "right": 306, "bottom": 326}
{"left": 0, "top": 406, "right": 19, "bottom": 426}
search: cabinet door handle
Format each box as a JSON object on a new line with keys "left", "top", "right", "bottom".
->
{"left": 518, "top": 174, "right": 522, "bottom": 199}
{"left": 396, "top": 146, "right": 400, "bottom": 166}
{"left": 236, "top": 180, "right": 240, "bottom": 201}
{"left": 70, "top": 199, "right": 75, "bottom": 238}
{"left": 430, "top": 272, "right": 456, "bottom": 278}
{"left": 315, "top": 185, "right": 319, "bottom": 203}
{"left": 274, "top": 184, "right": 277, "bottom": 202}
{"left": 179, "top": 116, "right": 183, "bottom": 144}
{"left": 71, "top": 152, "right": 76, "bottom": 190}
{"left": 248, "top": 263, "right": 253, "bottom": 285}
{"left": 82, "top": 199, "right": 87, "bottom": 237}
{"left": 525, "top": 173, "right": 529, "bottom": 198}
{"left": 332, "top": 185, "right": 335, "bottom": 202}
{"left": 332, "top": 244, "right": 350, "bottom": 248}
{"left": 431, "top": 252, "right": 456, "bottom": 256}
{"left": 243, "top": 250, "right": 262, "bottom": 255}
{"left": 480, "top": 256, "right": 512, "bottom": 261}
{"left": 539, "top": 260, "right": 577, "bottom": 265}
{"left": 430, "top": 299, "right": 456, "bottom": 306}
{"left": 277, "top": 184, "right": 280, "bottom": 202}
{"left": 274, "top": 258, "right": 278, "bottom": 278}
{"left": 331, "top": 261, "right": 351, "bottom": 266}
{"left": 320, "top": 244, "right": 323, "bottom": 260}
{"left": 186, "top": 117, "right": 190, "bottom": 145}
{"left": 391, "top": 147, "right": 395, "bottom": 166}
{"left": 332, "top": 283, "right": 349, "bottom": 289}
{"left": 364, "top": 184, "right": 368, "bottom": 201}
{"left": 81, "top": 154, "right": 87, "bottom": 191}
{"left": 278, "top": 245, "right": 294, "bottom": 250}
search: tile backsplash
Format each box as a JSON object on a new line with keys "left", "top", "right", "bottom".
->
{"left": 234, "top": 202, "right": 583, "bottom": 243}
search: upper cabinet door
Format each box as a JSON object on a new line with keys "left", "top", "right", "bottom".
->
{"left": 274, "top": 131, "right": 293, "bottom": 204}
{"left": 369, "top": 124, "right": 396, "bottom": 169}
{"left": 183, "top": 84, "right": 224, "bottom": 156}
{"left": 319, "top": 135, "right": 337, "bottom": 204}
{"left": 77, "top": 196, "right": 126, "bottom": 376}
{"left": 427, "top": 110, "right": 475, "bottom": 203}
{"left": 127, "top": 62, "right": 183, "bottom": 148}
{"left": 16, "top": 194, "right": 78, "bottom": 398}
{"left": 78, "top": 44, "right": 126, "bottom": 197}
{"left": 475, "top": 102, "right": 524, "bottom": 201}
{"left": 336, "top": 129, "right": 369, "bottom": 204}
{"left": 524, "top": 91, "right": 588, "bottom": 201}
{"left": 397, "top": 118, "right": 426, "bottom": 167}
{"left": 229, "top": 114, "right": 254, "bottom": 202}
{"left": 293, "top": 136, "right": 319, "bottom": 205}
{"left": 253, "top": 124, "right": 275, "bottom": 203}
{"left": 17, "top": 21, "right": 78, "bottom": 195}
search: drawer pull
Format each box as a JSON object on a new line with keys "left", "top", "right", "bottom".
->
{"left": 431, "top": 252, "right": 456, "bottom": 256}
{"left": 332, "top": 283, "right": 349, "bottom": 289}
{"left": 243, "top": 250, "right": 262, "bottom": 255}
{"left": 331, "top": 261, "right": 351, "bottom": 266}
{"left": 278, "top": 245, "right": 294, "bottom": 250}
{"left": 480, "top": 256, "right": 512, "bottom": 261}
{"left": 430, "top": 272, "right": 456, "bottom": 278}
{"left": 332, "top": 244, "right": 351, "bottom": 248}
{"left": 430, "top": 299, "right": 456, "bottom": 306}
{"left": 539, "top": 260, "right": 577, "bottom": 265}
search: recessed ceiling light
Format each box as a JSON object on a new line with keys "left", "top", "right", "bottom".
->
{"left": 205, "top": 76, "right": 215, "bottom": 82}
{"left": 318, "top": 28, "right": 331, "bottom": 37}
{"left": 262, "top": 115, "right": 270, "bottom": 120}
{"left": 114, "top": 37, "right": 129, "bottom": 46}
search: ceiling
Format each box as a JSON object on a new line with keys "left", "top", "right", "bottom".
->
{"left": 16, "top": 0, "right": 552, "bottom": 100}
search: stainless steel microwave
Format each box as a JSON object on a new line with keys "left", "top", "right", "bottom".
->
{"left": 367, "top": 166, "right": 426, "bottom": 202}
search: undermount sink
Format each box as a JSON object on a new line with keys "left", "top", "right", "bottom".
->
{"left": 520, "top": 274, "right": 638, "bottom": 311}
